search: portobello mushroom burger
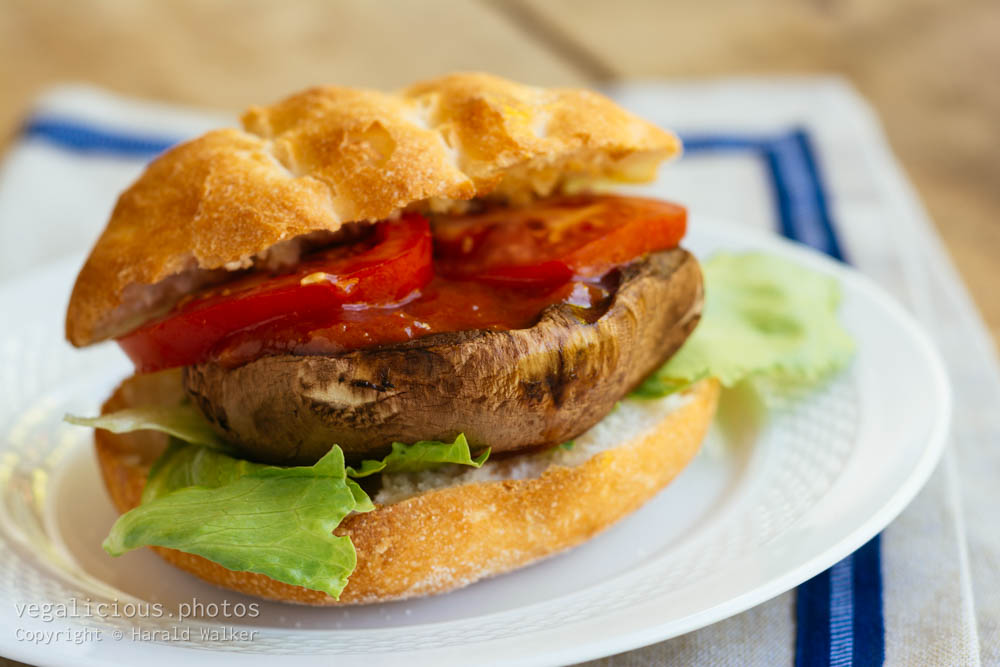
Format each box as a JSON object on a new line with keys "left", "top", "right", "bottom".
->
{"left": 65, "top": 73, "right": 853, "bottom": 604}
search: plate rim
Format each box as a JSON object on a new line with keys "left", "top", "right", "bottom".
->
{"left": 0, "top": 217, "right": 952, "bottom": 667}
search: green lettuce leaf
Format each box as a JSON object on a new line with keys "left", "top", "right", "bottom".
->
{"left": 346, "top": 434, "right": 490, "bottom": 478}
{"left": 142, "top": 440, "right": 259, "bottom": 503}
{"left": 66, "top": 407, "right": 488, "bottom": 480}
{"left": 635, "top": 252, "right": 854, "bottom": 398}
{"left": 75, "top": 409, "right": 488, "bottom": 596}
{"left": 104, "top": 442, "right": 371, "bottom": 599}
{"left": 140, "top": 439, "right": 376, "bottom": 510}
{"left": 65, "top": 404, "right": 225, "bottom": 450}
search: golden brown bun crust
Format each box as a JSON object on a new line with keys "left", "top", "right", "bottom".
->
{"left": 95, "top": 373, "right": 718, "bottom": 605}
{"left": 67, "top": 72, "right": 680, "bottom": 346}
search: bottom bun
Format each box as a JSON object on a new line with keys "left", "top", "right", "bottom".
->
{"left": 95, "top": 372, "right": 719, "bottom": 605}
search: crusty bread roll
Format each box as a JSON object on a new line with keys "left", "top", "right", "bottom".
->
{"left": 74, "top": 72, "right": 705, "bottom": 606}
{"left": 66, "top": 72, "right": 680, "bottom": 346}
{"left": 95, "top": 372, "right": 719, "bottom": 605}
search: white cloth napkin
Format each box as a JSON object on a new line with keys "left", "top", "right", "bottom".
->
{"left": 0, "top": 79, "right": 994, "bottom": 666}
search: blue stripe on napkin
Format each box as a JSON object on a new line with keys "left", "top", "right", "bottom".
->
{"left": 22, "top": 116, "right": 178, "bottom": 156}
{"left": 794, "top": 538, "right": 885, "bottom": 666}
{"left": 685, "top": 129, "right": 881, "bottom": 666}
{"left": 762, "top": 131, "right": 846, "bottom": 262}
{"left": 19, "top": 116, "right": 884, "bottom": 666}
{"left": 757, "top": 130, "right": 879, "bottom": 666}
{"left": 682, "top": 129, "right": 846, "bottom": 260}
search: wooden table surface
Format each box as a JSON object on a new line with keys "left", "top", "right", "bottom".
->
{"left": 1, "top": 0, "right": 997, "bottom": 345}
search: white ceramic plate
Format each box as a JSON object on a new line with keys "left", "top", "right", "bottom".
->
{"left": 0, "top": 217, "right": 950, "bottom": 667}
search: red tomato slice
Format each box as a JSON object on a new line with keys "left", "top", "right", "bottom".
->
{"left": 118, "top": 214, "right": 433, "bottom": 373}
{"left": 433, "top": 195, "right": 686, "bottom": 287}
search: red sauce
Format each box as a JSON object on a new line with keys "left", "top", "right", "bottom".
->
{"left": 211, "top": 272, "right": 614, "bottom": 368}
{"left": 116, "top": 195, "right": 684, "bottom": 372}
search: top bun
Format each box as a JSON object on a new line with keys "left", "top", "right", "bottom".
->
{"left": 66, "top": 72, "right": 680, "bottom": 346}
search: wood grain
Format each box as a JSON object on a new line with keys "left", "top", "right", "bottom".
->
{"left": 0, "top": 0, "right": 587, "bottom": 134}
